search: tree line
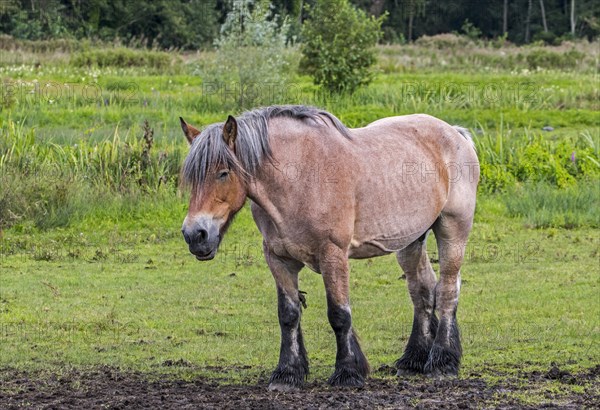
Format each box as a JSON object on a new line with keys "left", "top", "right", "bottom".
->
{"left": 0, "top": 0, "right": 598, "bottom": 49}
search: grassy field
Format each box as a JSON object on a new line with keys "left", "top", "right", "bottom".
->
{"left": 0, "top": 199, "right": 598, "bottom": 375}
{"left": 0, "top": 39, "right": 599, "bottom": 405}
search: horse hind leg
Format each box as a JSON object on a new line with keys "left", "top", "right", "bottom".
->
{"left": 424, "top": 214, "right": 473, "bottom": 377}
{"left": 395, "top": 233, "right": 438, "bottom": 375}
{"left": 264, "top": 242, "right": 309, "bottom": 391}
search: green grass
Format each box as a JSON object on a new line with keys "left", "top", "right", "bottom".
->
{"left": 0, "top": 197, "right": 598, "bottom": 383}
{"left": 505, "top": 182, "right": 600, "bottom": 228}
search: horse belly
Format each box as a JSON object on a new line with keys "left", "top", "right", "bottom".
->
{"left": 349, "top": 186, "right": 443, "bottom": 259}
{"left": 349, "top": 159, "right": 446, "bottom": 258}
{"left": 348, "top": 230, "right": 423, "bottom": 259}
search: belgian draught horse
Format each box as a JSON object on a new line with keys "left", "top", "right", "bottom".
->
{"left": 179, "top": 105, "right": 479, "bottom": 390}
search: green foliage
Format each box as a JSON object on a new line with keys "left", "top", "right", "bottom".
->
{"left": 71, "top": 48, "right": 175, "bottom": 69}
{"left": 414, "top": 33, "right": 474, "bottom": 49}
{"left": 204, "top": 0, "right": 297, "bottom": 109}
{"left": 216, "top": 0, "right": 289, "bottom": 48}
{"left": 0, "top": 34, "right": 81, "bottom": 52}
{"left": 460, "top": 19, "right": 482, "bottom": 41}
{"left": 489, "top": 32, "right": 509, "bottom": 48}
{"left": 475, "top": 128, "right": 599, "bottom": 192}
{"left": 526, "top": 49, "right": 585, "bottom": 70}
{"left": 532, "top": 31, "right": 558, "bottom": 45}
{"left": 300, "top": 0, "right": 385, "bottom": 93}
{"left": 0, "top": 0, "right": 70, "bottom": 41}
{"left": 0, "top": 0, "right": 217, "bottom": 49}
{"left": 381, "top": 26, "right": 406, "bottom": 45}
{"left": 0, "top": 0, "right": 598, "bottom": 48}
{"left": 0, "top": 43, "right": 598, "bottom": 230}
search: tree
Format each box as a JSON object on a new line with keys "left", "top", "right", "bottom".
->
{"left": 578, "top": 0, "right": 600, "bottom": 39}
{"left": 405, "top": 0, "right": 426, "bottom": 42}
{"left": 525, "top": 0, "right": 533, "bottom": 42}
{"left": 300, "top": 0, "right": 385, "bottom": 93}
{"left": 503, "top": 0, "right": 509, "bottom": 35}
{"left": 539, "top": 0, "right": 548, "bottom": 32}
{"left": 0, "top": 0, "right": 217, "bottom": 49}
{"left": 1, "top": 0, "right": 597, "bottom": 47}
{"left": 570, "top": 0, "right": 576, "bottom": 35}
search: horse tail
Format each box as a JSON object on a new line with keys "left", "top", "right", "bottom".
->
{"left": 452, "top": 126, "right": 476, "bottom": 151}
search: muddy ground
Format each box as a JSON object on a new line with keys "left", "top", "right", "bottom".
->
{"left": 0, "top": 364, "right": 598, "bottom": 409}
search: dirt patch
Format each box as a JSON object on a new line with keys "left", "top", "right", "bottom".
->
{"left": 0, "top": 364, "right": 597, "bottom": 409}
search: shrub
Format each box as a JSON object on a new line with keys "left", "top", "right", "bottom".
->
{"left": 300, "top": 0, "right": 385, "bottom": 94}
{"left": 516, "top": 139, "right": 576, "bottom": 187}
{"left": 414, "top": 33, "right": 474, "bottom": 50}
{"left": 489, "top": 33, "right": 510, "bottom": 49}
{"left": 204, "top": 0, "right": 297, "bottom": 109}
{"left": 71, "top": 48, "right": 174, "bottom": 69}
{"left": 0, "top": 34, "right": 81, "bottom": 52}
{"left": 460, "top": 19, "right": 482, "bottom": 41}
{"left": 526, "top": 49, "right": 585, "bottom": 69}
{"left": 475, "top": 128, "right": 600, "bottom": 192}
{"left": 532, "top": 31, "right": 558, "bottom": 45}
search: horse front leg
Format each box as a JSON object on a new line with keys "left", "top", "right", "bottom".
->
{"left": 321, "top": 244, "right": 370, "bottom": 387}
{"left": 395, "top": 238, "right": 438, "bottom": 375}
{"left": 264, "top": 243, "right": 308, "bottom": 391}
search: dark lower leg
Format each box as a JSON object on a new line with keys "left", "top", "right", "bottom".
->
{"left": 396, "top": 309, "right": 438, "bottom": 374}
{"left": 418, "top": 211, "right": 472, "bottom": 377}
{"left": 269, "top": 287, "right": 309, "bottom": 389}
{"left": 396, "top": 241, "right": 438, "bottom": 374}
{"left": 326, "top": 297, "right": 369, "bottom": 387}
{"left": 424, "top": 276, "right": 462, "bottom": 376}
{"left": 424, "top": 307, "right": 461, "bottom": 376}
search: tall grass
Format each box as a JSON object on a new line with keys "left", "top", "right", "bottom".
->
{"left": 72, "top": 48, "right": 177, "bottom": 70}
{"left": 378, "top": 36, "right": 599, "bottom": 73}
{"left": 0, "top": 119, "right": 184, "bottom": 230}
{"left": 504, "top": 182, "right": 600, "bottom": 228}
{"left": 2, "top": 116, "right": 598, "bottom": 231}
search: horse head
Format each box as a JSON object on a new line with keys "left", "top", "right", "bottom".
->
{"left": 179, "top": 115, "right": 247, "bottom": 260}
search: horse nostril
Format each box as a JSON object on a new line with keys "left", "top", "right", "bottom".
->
{"left": 198, "top": 229, "right": 208, "bottom": 243}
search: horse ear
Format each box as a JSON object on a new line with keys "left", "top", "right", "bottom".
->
{"left": 223, "top": 115, "right": 238, "bottom": 150}
{"left": 180, "top": 117, "right": 200, "bottom": 145}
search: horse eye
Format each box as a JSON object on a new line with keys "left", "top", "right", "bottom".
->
{"left": 217, "top": 170, "right": 229, "bottom": 180}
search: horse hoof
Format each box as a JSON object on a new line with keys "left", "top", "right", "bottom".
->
{"left": 268, "top": 383, "right": 300, "bottom": 392}
{"left": 328, "top": 367, "right": 365, "bottom": 388}
{"left": 424, "top": 369, "right": 458, "bottom": 379}
{"left": 423, "top": 344, "right": 460, "bottom": 377}
{"left": 395, "top": 356, "right": 426, "bottom": 377}
{"left": 396, "top": 368, "right": 421, "bottom": 377}
{"left": 423, "top": 362, "right": 459, "bottom": 378}
{"left": 268, "top": 363, "right": 308, "bottom": 391}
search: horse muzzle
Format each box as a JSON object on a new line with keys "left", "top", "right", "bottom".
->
{"left": 182, "top": 217, "right": 221, "bottom": 261}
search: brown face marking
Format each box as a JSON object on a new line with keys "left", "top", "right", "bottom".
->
{"left": 187, "top": 166, "right": 247, "bottom": 230}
